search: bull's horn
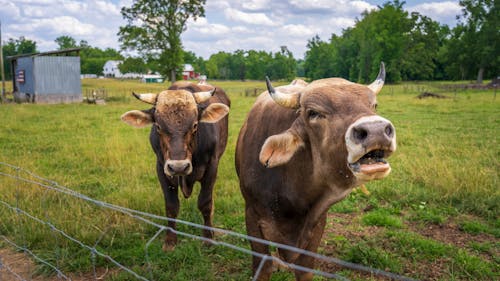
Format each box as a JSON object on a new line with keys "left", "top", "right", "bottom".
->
{"left": 132, "top": 92, "right": 157, "bottom": 104}
{"left": 193, "top": 88, "right": 216, "bottom": 103}
{"left": 265, "top": 76, "right": 300, "bottom": 109}
{"left": 367, "top": 62, "right": 385, "bottom": 95}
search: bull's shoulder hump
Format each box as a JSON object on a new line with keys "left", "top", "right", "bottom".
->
{"left": 308, "top": 78, "right": 354, "bottom": 88}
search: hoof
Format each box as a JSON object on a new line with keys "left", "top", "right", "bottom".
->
{"left": 162, "top": 243, "right": 176, "bottom": 252}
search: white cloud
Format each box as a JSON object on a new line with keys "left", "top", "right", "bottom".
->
{"left": 3, "top": 0, "right": 462, "bottom": 60}
{"left": 10, "top": 16, "right": 94, "bottom": 36}
{"left": 281, "top": 24, "right": 317, "bottom": 38}
{"left": 407, "top": 1, "right": 461, "bottom": 25}
{"left": 0, "top": 0, "right": 21, "bottom": 18}
{"left": 241, "top": 0, "right": 270, "bottom": 11}
{"left": 224, "top": 7, "right": 277, "bottom": 26}
{"left": 289, "top": 0, "right": 376, "bottom": 15}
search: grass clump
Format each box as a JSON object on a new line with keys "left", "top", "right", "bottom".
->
{"left": 361, "top": 209, "right": 403, "bottom": 228}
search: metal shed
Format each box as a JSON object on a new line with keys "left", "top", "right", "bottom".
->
{"left": 8, "top": 48, "right": 82, "bottom": 103}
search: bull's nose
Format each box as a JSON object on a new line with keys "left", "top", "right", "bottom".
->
{"left": 165, "top": 160, "right": 192, "bottom": 176}
{"left": 351, "top": 121, "right": 394, "bottom": 143}
{"left": 347, "top": 116, "right": 396, "bottom": 146}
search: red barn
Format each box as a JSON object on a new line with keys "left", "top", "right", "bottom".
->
{"left": 182, "top": 64, "right": 199, "bottom": 80}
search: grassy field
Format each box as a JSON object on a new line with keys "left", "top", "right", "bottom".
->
{"left": 0, "top": 78, "right": 498, "bottom": 280}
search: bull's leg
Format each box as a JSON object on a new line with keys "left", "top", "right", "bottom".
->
{"left": 157, "top": 161, "right": 179, "bottom": 251}
{"left": 290, "top": 213, "right": 327, "bottom": 281}
{"left": 245, "top": 206, "right": 273, "bottom": 281}
{"left": 198, "top": 164, "right": 218, "bottom": 240}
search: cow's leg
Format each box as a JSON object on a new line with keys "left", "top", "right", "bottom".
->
{"left": 246, "top": 206, "right": 273, "bottom": 281}
{"left": 291, "top": 213, "right": 327, "bottom": 281}
{"left": 157, "top": 161, "right": 179, "bottom": 251}
{"left": 197, "top": 164, "right": 217, "bottom": 240}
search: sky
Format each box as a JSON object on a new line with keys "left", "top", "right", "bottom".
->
{"left": 0, "top": 0, "right": 463, "bottom": 59}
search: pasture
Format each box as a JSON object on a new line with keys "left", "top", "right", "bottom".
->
{"left": 0, "top": 78, "right": 498, "bottom": 280}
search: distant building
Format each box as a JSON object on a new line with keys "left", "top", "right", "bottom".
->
{"left": 141, "top": 74, "right": 164, "bottom": 83}
{"left": 182, "top": 64, "right": 199, "bottom": 80}
{"left": 8, "top": 48, "right": 82, "bottom": 104}
{"left": 103, "top": 60, "right": 123, "bottom": 77}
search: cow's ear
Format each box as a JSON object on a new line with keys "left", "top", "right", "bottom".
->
{"left": 121, "top": 110, "right": 153, "bottom": 128}
{"left": 259, "top": 130, "right": 304, "bottom": 168}
{"left": 200, "top": 103, "right": 229, "bottom": 123}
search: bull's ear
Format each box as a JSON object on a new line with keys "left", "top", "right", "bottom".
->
{"left": 121, "top": 110, "right": 153, "bottom": 128}
{"left": 200, "top": 103, "right": 229, "bottom": 123}
{"left": 259, "top": 130, "right": 304, "bottom": 168}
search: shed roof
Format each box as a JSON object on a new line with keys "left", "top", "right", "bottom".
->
{"left": 7, "top": 48, "right": 82, "bottom": 60}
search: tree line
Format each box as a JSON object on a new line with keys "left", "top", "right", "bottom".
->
{"left": 303, "top": 0, "right": 498, "bottom": 83}
{"left": 2, "top": 0, "right": 497, "bottom": 83}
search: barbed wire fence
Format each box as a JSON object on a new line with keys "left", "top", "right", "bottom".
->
{"left": 0, "top": 162, "right": 417, "bottom": 281}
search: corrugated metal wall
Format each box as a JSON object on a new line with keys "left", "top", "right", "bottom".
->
{"left": 33, "top": 56, "right": 82, "bottom": 103}
{"left": 14, "top": 57, "right": 35, "bottom": 96}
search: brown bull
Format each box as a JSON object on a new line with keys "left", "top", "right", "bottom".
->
{"left": 235, "top": 63, "right": 396, "bottom": 280}
{"left": 121, "top": 81, "right": 230, "bottom": 250}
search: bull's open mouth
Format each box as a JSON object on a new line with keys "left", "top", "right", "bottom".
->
{"left": 349, "top": 149, "right": 391, "bottom": 176}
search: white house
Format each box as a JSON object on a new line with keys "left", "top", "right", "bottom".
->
{"left": 103, "top": 60, "right": 123, "bottom": 77}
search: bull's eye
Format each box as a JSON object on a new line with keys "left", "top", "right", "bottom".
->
{"left": 192, "top": 122, "right": 198, "bottom": 131}
{"left": 373, "top": 103, "right": 378, "bottom": 110}
{"left": 306, "top": 109, "right": 324, "bottom": 120}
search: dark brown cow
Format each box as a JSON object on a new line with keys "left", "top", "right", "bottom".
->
{"left": 121, "top": 81, "right": 230, "bottom": 250}
{"left": 235, "top": 63, "right": 396, "bottom": 280}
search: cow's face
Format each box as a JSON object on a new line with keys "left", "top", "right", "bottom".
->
{"left": 121, "top": 88, "right": 229, "bottom": 177}
{"left": 259, "top": 63, "right": 396, "bottom": 187}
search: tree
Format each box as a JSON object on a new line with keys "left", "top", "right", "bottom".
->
{"left": 79, "top": 42, "right": 123, "bottom": 75}
{"left": 457, "top": 0, "right": 499, "bottom": 83}
{"left": 119, "top": 57, "right": 147, "bottom": 74}
{"left": 183, "top": 50, "right": 206, "bottom": 75}
{"left": 55, "top": 35, "right": 77, "bottom": 50}
{"left": 269, "top": 46, "right": 297, "bottom": 80}
{"left": 2, "top": 36, "right": 37, "bottom": 79}
{"left": 401, "top": 13, "right": 448, "bottom": 80}
{"left": 118, "top": 0, "right": 206, "bottom": 82}
{"left": 304, "top": 35, "right": 337, "bottom": 80}
{"left": 245, "top": 50, "right": 272, "bottom": 80}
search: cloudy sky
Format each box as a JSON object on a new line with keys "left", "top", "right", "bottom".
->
{"left": 0, "top": 0, "right": 462, "bottom": 59}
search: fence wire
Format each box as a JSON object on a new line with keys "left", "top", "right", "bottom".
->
{"left": 0, "top": 162, "right": 417, "bottom": 281}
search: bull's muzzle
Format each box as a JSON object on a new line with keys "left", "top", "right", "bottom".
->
{"left": 164, "top": 159, "right": 193, "bottom": 176}
{"left": 345, "top": 116, "right": 396, "bottom": 181}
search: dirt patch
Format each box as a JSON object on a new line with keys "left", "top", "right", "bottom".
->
{"left": 417, "top": 92, "right": 450, "bottom": 99}
{"left": 407, "top": 218, "right": 499, "bottom": 263}
{"left": 318, "top": 212, "right": 499, "bottom": 280}
{"left": 0, "top": 247, "right": 115, "bottom": 281}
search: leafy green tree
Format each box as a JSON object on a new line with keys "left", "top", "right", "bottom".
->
{"left": 269, "top": 46, "right": 297, "bottom": 80}
{"left": 229, "top": 50, "right": 246, "bottom": 80}
{"left": 245, "top": 50, "right": 272, "bottom": 80}
{"left": 458, "top": 0, "right": 499, "bottom": 83}
{"left": 401, "top": 13, "right": 448, "bottom": 80}
{"left": 206, "top": 51, "right": 232, "bottom": 79}
{"left": 353, "top": 0, "right": 413, "bottom": 83}
{"left": 2, "top": 36, "right": 37, "bottom": 79}
{"left": 119, "top": 57, "right": 147, "bottom": 74}
{"left": 80, "top": 44, "right": 123, "bottom": 75}
{"left": 55, "top": 35, "right": 77, "bottom": 50}
{"left": 183, "top": 50, "right": 206, "bottom": 75}
{"left": 118, "top": 0, "right": 206, "bottom": 82}
{"left": 304, "top": 35, "right": 337, "bottom": 80}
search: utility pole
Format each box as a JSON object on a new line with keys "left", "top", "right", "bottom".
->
{"left": 0, "top": 20, "right": 6, "bottom": 103}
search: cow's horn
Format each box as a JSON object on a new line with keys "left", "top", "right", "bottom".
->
{"left": 193, "top": 88, "right": 216, "bottom": 103}
{"left": 368, "top": 62, "right": 385, "bottom": 95}
{"left": 132, "top": 92, "right": 157, "bottom": 104}
{"left": 266, "top": 76, "right": 300, "bottom": 109}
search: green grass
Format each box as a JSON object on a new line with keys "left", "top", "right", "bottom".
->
{"left": 1, "top": 79, "right": 499, "bottom": 280}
